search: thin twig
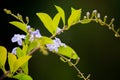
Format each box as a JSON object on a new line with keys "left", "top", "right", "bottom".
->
{"left": 56, "top": 53, "right": 90, "bottom": 80}
{"left": 27, "top": 46, "right": 40, "bottom": 56}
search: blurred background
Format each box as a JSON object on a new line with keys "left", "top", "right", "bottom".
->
{"left": 0, "top": 0, "right": 120, "bottom": 80}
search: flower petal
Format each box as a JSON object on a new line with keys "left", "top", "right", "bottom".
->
{"left": 20, "top": 35, "right": 26, "bottom": 39}
{"left": 12, "top": 47, "right": 17, "bottom": 55}
{"left": 17, "top": 40, "right": 23, "bottom": 46}
{"left": 11, "top": 34, "right": 18, "bottom": 42}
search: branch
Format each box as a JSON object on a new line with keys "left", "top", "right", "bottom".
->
{"left": 27, "top": 46, "right": 40, "bottom": 56}
{"left": 56, "top": 53, "right": 90, "bottom": 80}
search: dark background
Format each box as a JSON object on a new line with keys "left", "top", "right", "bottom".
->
{"left": 0, "top": 0, "right": 120, "bottom": 80}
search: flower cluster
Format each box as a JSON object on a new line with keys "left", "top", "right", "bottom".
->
{"left": 27, "top": 25, "right": 42, "bottom": 42}
{"left": 46, "top": 37, "right": 66, "bottom": 52}
{"left": 11, "top": 25, "right": 42, "bottom": 54}
{"left": 11, "top": 25, "right": 65, "bottom": 54}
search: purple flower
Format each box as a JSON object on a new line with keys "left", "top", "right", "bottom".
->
{"left": 30, "top": 29, "right": 42, "bottom": 42}
{"left": 11, "top": 34, "right": 25, "bottom": 46}
{"left": 46, "top": 44, "right": 58, "bottom": 52}
{"left": 11, "top": 47, "right": 17, "bottom": 55}
{"left": 46, "top": 37, "right": 66, "bottom": 52}
{"left": 54, "top": 37, "right": 66, "bottom": 47}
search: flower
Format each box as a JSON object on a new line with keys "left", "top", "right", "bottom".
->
{"left": 11, "top": 47, "right": 17, "bottom": 55}
{"left": 26, "top": 25, "right": 42, "bottom": 42}
{"left": 97, "top": 13, "right": 100, "bottom": 18}
{"left": 27, "top": 25, "right": 31, "bottom": 32}
{"left": 30, "top": 29, "right": 42, "bottom": 42}
{"left": 46, "top": 37, "right": 66, "bottom": 52}
{"left": 56, "top": 27, "right": 63, "bottom": 34}
{"left": 54, "top": 37, "right": 66, "bottom": 47}
{"left": 46, "top": 44, "right": 58, "bottom": 52}
{"left": 11, "top": 34, "right": 25, "bottom": 46}
{"left": 93, "top": 10, "right": 97, "bottom": 13}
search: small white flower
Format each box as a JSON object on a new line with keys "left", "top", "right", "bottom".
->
{"left": 93, "top": 10, "right": 97, "bottom": 13}
{"left": 86, "top": 12, "right": 90, "bottom": 18}
{"left": 97, "top": 13, "right": 100, "bottom": 18}
{"left": 11, "top": 34, "right": 25, "bottom": 46}
{"left": 104, "top": 16, "right": 107, "bottom": 18}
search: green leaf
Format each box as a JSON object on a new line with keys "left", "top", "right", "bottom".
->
{"left": 16, "top": 45, "right": 28, "bottom": 58}
{"left": 52, "top": 13, "right": 61, "bottom": 33}
{"left": 13, "top": 73, "right": 33, "bottom": 80}
{"left": 0, "top": 46, "right": 7, "bottom": 69}
{"left": 8, "top": 53, "right": 17, "bottom": 73}
{"left": 22, "top": 44, "right": 28, "bottom": 55}
{"left": 27, "top": 40, "right": 38, "bottom": 53}
{"left": 16, "top": 47, "right": 22, "bottom": 58}
{"left": 36, "top": 13, "right": 54, "bottom": 34}
{"left": 71, "top": 7, "right": 76, "bottom": 13}
{"left": 68, "top": 8, "right": 82, "bottom": 29}
{"left": 21, "top": 62, "right": 29, "bottom": 74}
{"left": 38, "top": 36, "right": 53, "bottom": 46}
{"left": 24, "top": 35, "right": 30, "bottom": 45}
{"left": 9, "top": 21, "right": 27, "bottom": 33}
{"left": 16, "top": 46, "right": 29, "bottom": 74}
{"left": 58, "top": 46, "right": 79, "bottom": 59}
{"left": 55, "top": 5, "right": 65, "bottom": 25}
{"left": 13, "top": 56, "right": 32, "bottom": 73}
{"left": 80, "top": 19, "right": 91, "bottom": 24}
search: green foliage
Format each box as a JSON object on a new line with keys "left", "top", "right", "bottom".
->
{"left": 13, "top": 55, "right": 32, "bottom": 73}
{"left": 38, "top": 36, "right": 53, "bottom": 46}
{"left": 52, "top": 13, "right": 61, "bottom": 32}
{"left": 9, "top": 21, "right": 27, "bottom": 33}
{"left": 0, "top": 46, "right": 7, "bottom": 72}
{"left": 36, "top": 13, "right": 53, "bottom": 34}
{"left": 8, "top": 53, "right": 32, "bottom": 74}
{"left": 8, "top": 53, "right": 17, "bottom": 74}
{"left": 27, "top": 41, "right": 38, "bottom": 53}
{"left": 22, "top": 44, "right": 28, "bottom": 56}
{"left": 68, "top": 8, "right": 81, "bottom": 29}
{"left": 16, "top": 46, "right": 29, "bottom": 74}
{"left": 13, "top": 73, "right": 33, "bottom": 80}
{"left": 16, "top": 47, "right": 23, "bottom": 58}
{"left": 16, "top": 45, "right": 28, "bottom": 57}
{"left": 55, "top": 5, "right": 65, "bottom": 25}
{"left": 58, "top": 45, "right": 79, "bottom": 59}
{"left": 36, "top": 13, "right": 60, "bottom": 35}
{"left": 21, "top": 62, "right": 29, "bottom": 74}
